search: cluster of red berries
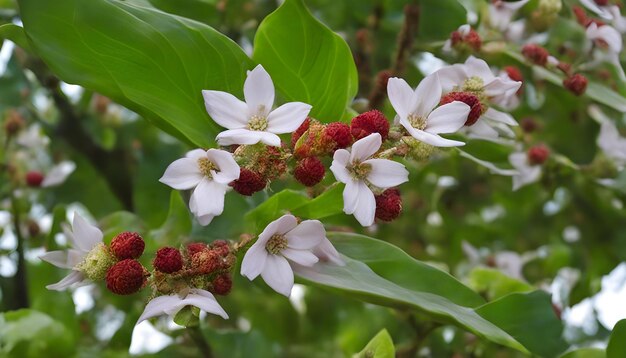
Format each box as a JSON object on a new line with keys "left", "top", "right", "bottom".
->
{"left": 105, "top": 232, "right": 149, "bottom": 295}
{"left": 152, "top": 240, "right": 235, "bottom": 296}
{"left": 230, "top": 144, "right": 288, "bottom": 196}
{"left": 449, "top": 27, "right": 482, "bottom": 52}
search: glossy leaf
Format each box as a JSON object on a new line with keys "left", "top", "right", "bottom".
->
{"left": 607, "top": 319, "right": 626, "bottom": 358}
{"left": 253, "top": 0, "right": 358, "bottom": 122}
{"left": 356, "top": 329, "right": 395, "bottom": 358}
{"left": 560, "top": 348, "right": 606, "bottom": 358}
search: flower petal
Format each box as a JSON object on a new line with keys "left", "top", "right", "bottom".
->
{"left": 482, "top": 108, "right": 518, "bottom": 126}
{"left": 216, "top": 129, "right": 281, "bottom": 147}
{"left": 402, "top": 122, "right": 465, "bottom": 147}
{"left": 185, "top": 149, "right": 208, "bottom": 160}
{"left": 72, "top": 213, "right": 103, "bottom": 252}
{"left": 285, "top": 220, "right": 325, "bottom": 249}
{"left": 206, "top": 149, "right": 240, "bottom": 185}
{"left": 343, "top": 180, "right": 376, "bottom": 227}
{"left": 437, "top": 64, "right": 467, "bottom": 92}
{"left": 330, "top": 149, "right": 351, "bottom": 183}
{"left": 244, "top": 65, "right": 275, "bottom": 117}
{"left": 241, "top": 240, "right": 269, "bottom": 280}
{"left": 202, "top": 90, "right": 248, "bottom": 129}
{"left": 425, "top": 101, "right": 470, "bottom": 134}
{"left": 41, "top": 161, "right": 75, "bottom": 187}
{"left": 467, "top": 120, "right": 499, "bottom": 139}
{"left": 350, "top": 133, "right": 382, "bottom": 162}
{"left": 312, "top": 237, "right": 345, "bottom": 266}
{"left": 260, "top": 255, "right": 294, "bottom": 297}
{"left": 464, "top": 56, "right": 495, "bottom": 82}
{"left": 363, "top": 159, "right": 409, "bottom": 188}
{"left": 159, "top": 158, "right": 203, "bottom": 190}
{"left": 182, "top": 291, "right": 229, "bottom": 319}
{"left": 195, "top": 213, "right": 216, "bottom": 226}
{"left": 484, "top": 77, "right": 521, "bottom": 98}
{"left": 256, "top": 214, "right": 298, "bottom": 248}
{"left": 387, "top": 77, "right": 416, "bottom": 119}
{"left": 190, "top": 178, "right": 226, "bottom": 217}
{"left": 266, "top": 102, "right": 312, "bottom": 134}
{"left": 282, "top": 248, "right": 319, "bottom": 266}
{"left": 137, "top": 295, "right": 181, "bottom": 324}
{"left": 414, "top": 72, "right": 443, "bottom": 117}
{"left": 40, "top": 249, "right": 84, "bottom": 269}
{"left": 46, "top": 270, "right": 85, "bottom": 291}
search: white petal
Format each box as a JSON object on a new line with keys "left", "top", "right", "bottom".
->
{"left": 312, "top": 238, "right": 345, "bottom": 266}
{"left": 195, "top": 213, "right": 216, "bottom": 226}
{"left": 414, "top": 73, "right": 443, "bottom": 117}
{"left": 202, "top": 90, "right": 248, "bottom": 129}
{"left": 41, "top": 161, "right": 76, "bottom": 187}
{"left": 285, "top": 220, "right": 325, "bottom": 249}
{"left": 363, "top": 159, "right": 409, "bottom": 188}
{"left": 501, "top": 0, "right": 529, "bottom": 11}
{"left": 402, "top": 122, "right": 465, "bottom": 147}
{"left": 240, "top": 240, "right": 269, "bottom": 280}
{"left": 46, "top": 270, "right": 85, "bottom": 291}
{"left": 484, "top": 77, "right": 521, "bottom": 98}
{"left": 581, "top": 0, "right": 609, "bottom": 17}
{"left": 206, "top": 149, "right": 240, "bottom": 185}
{"left": 282, "top": 248, "right": 319, "bottom": 266}
{"left": 137, "top": 295, "right": 181, "bottom": 324}
{"left": 260, "top": 255, "right": 294, "bottom": 297}
{"left": 596, "top": 25, "right": 623, "bottom": 53}
{"left": 512, "top": 165, "right": 542, "bottom": 190}
{"left": 467, "top": 120, "right": 500, "bottom": 138}
{"left": 256, "top": 214, "right": 299, "bottom": 249}
{"left": 343, "top": 180, "right": 376, "bottom": 227}
{"left": 350, "top": 133, "right": 382, "bottom": 162}
{"left": 185, "top": 149, "right": 208, "bottom": 160}
{"left": 72, "top": 213, "right": 103, "bottom": 252}
{"left": 482, "top": 108, "right": 518, "bottom": 126}
{"left": 216, "top": 129, "right": 281, "bottom": 147}
{"left": 464, "top": 56, "right": 495, "bottom": 82}
{"left": 266, "top": 102, "right": 312, "bottom": 134}
{"left": 190, "top": 178, "right": 226, "bottom": 217}
{"left": 244, "top": 65, "right": 275, "bottom": 117}
{"left": 330, "top": 149, "right": 351, "bottom": 183}
{"left": 509, "top": 152, "right": 529, "bottom": 169}
{"left": 436, "top": 64, "right": 467, "bottom": 92}
{"left": 387, "top": 77, "right": 416, "bottom": 119}
{"left": 159, "top": 158, "right": 203, "bottom": 190}
{"left": 425, "top": 102, "right": 470, "bottom": 134}
{"left": 182, "top": 292, "right": 229, "bottom": 319}
{"left": 40, "top": 249, "right": 84, "bottom": 269}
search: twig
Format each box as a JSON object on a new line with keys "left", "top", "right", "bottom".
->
{"left": 188, "top": 326, "right": 214, "bottom": 358}
{"left": 10, "top": 190, "right": 30, "bottom": 309}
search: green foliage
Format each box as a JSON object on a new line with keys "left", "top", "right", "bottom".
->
{"left": 607, "top": 319, "right": 626, "bottom": 358}
{"left": 355, "top": 329, "right": 395, "bottom": 358}
{"left": 469, "top": 267, "right": 533, "bottom": 300}
{"left": 0, "top": 309, "right": 75, "bottom": 357}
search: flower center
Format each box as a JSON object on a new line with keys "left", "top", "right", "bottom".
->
{"left": 248, "top": 114, "right": 268, "bottom": 131}
{"left": 197, "top": 157, "right": 217, "bottom": 178}
{"left": 347, "top": 161, "right": 372, "bottom": 180}
{"left": 266, "top": 234, "right": 288, "bottom": 255}
{"left": 462, "top": 76, "right": 485, "bottom": 93}
{"left": 407, "top": 113, "right": 427, "bottom": 130}
{"left": 75, "top": 243, "right": 116, "bottom": 281}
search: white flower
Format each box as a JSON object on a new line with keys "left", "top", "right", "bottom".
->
{"left": 160, "top": 149, "right": 240, "bottom": 226}
{"left": 597, "top": 121, "right": 626, "bottom": 166}
{"left": 41, "top": 161, "right": 76, "bottom": 187}
{"left": 388, "top": 73, "right": 470, "bottom": 147}
{"left": 241, "top": 215, "right": 331, "bottom": 296}
{"left": 312, "top": 237, "right": 345, "bottom": 266}
{"left": 330, "top": 133, "right": 409, "bottom": 226}
{"left": 509, "top": 152, "right": 542, "bottom": 190}
{"left": 39, "top": 213, "right": 105, "bottom": 291}
{"left": 586, "top": 22, "right": 623, "bottom": 54}
{"left": 202, "top": 65, "right": 312, "bottom": 147}
{"left": 137, "top": 289, "right": 228, "bottom": 324}
{"left": 488, "top": 0, "right": 529, "bottom": 32}
{"left": 16, "top": 124, "right": 50, "bottom": 148}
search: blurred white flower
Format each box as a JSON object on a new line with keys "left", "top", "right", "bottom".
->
{"left": 597, "top": 120, "right": 626, "bottom": 166}
{"left": 160, "top": 149, "right": 240, "bottom": 226}
{"left": 41, "top": 161, "right": 76, "bottom": 187}
{"left": 202, "top": 65, "right": 312, "bottom": 147}
{"left": 488, "top": 0, "right": 529, "bottom": 32}
{"left": 137, "top": 288, "right": 228, "bottom": 324}
{"left": 330, "top": 133, "right": 409, "bottom": 226}
{"left": 509, "top": 152, "right": 542, "bottom": 190}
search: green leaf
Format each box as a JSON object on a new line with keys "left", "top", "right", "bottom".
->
{"left": 0, "top": 23, "right": 31, "bottom": 52}
{"left": 149, "top": 190, "right": 192, "bottom": 247}
{"left": 476, "top": 291, "right": 568, "bottom": 358}
{"left": 355, "top": 329, "right": 395, "bottom": 358}
{"left": 468, "top": 267, "right": 533, "bottom": 300}
{"left": 253, "top": 0, "right": 358, "bottom": 122}
{"left": 329, "top": 233, "right": 485, "bottom": 307}
{"left": 173, "top": 306, "right": 200, "bottom": 327}
{"left": 291, "top": 183, "right": 344, "bottom": 219}
{"left": 0, "top": 309, "right": 75, "bottom": 357}
{"left": 560, "top": 348, "right": 606, "bottom": 358}
{"left": 417, "top": 0, "right": 467, "bottom": 40}
{"left": 607, "top": 319, "right": 626, "bottom": 358}
{"left": 19, "top": 0, "right": 253, "bottom": 147}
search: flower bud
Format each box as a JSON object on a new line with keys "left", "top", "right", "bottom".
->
{"left": 25, "top": 171, "right": 45, "bottom": 187}
{"left": 3, "top": 110, "right": 25, "bottom": 137}
{"left": 110, "top": 232, "right": 145, "bottom": 260}
{"left": 527, "top": 145, "right": 550, "bottom": 165}
{"left": 563, "top": 74, "right": 587, "bottom": 96}
{"left": 522, "top": 44, "right": 549, "bottom": 66}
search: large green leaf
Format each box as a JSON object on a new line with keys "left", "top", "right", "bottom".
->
{"left": 0, "top": 309, "right": 75, "bottom": 357}
{"left": 607, "top": 319, "right": 626, "bottom": 358}
{"left": 18, "top": 0, "right": 253, "bottom": 147}
{"left": 253, "top": 0, "right": 358, "bottom": 122}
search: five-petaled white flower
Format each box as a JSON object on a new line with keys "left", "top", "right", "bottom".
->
{"left": 160, "top": 149, "right": 240, "bottom": 226}
{"left": 40, "top": 213, "right": 107, "bottom": 291}
{"left": 137, "top": 288, "right": 228, "bottom": 324}
{"left": 388, "top": 73, "right": 471, "bottom": 147}
{"left": 509, "top": 152, "right": 542, "bottom": 191}
{"left": 241, "top": 214, "right": 336, "bottom": 297}
{"left": 202, "top": 65, "right": 312, "bottom": 147}
{"left": 330, "top": 133, "right": 409, "bottom": 226}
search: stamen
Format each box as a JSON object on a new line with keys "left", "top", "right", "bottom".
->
{"left": 266, "top": 234, "right": 288, "bottom": 255}
{"left": 248, "top": 115, "right": 268, "bottom": 131}
{"left": 462, "top": 76, "right": 485, "bottom": 93}
{"left": 347, "top": 161, "right": 372, "bottom": 180}
{"left": 198, "top": 157, "right": 217, "bottom": 178}
{"left": 407, "top": 113, "right": 427, "bottom": 130}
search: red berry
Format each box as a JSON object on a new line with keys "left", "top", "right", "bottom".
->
{"left": 153, "top": 247, "right": 183, "bottom": 273}
{"left": 26, "top": 171, "right": 44, "bottom": 187}
{"left": 504, "top": 66, "right": 523, "bottom": 82}
{"left": 211, "top": 274, "right": 233, "bottom": 295}
{"left": 291, "top": 117, "right": 311, "bottom": 148}
{"left": 187, "top": 242, "right": 207, "bottom": 258}
{"left": 522, "top": 44, "right": 549, "bottom": 66}
{"left": 464, "top": 29, "right": 482, "bottom": 52}
{"left": 323, "top": 122, "right": 352, "bottom": 151}
{"left": 563, "top": 74, "right": 588, "bottom": 96}
{"left": 106, "top": 259, "right": 147, "bottom": 295}
{"left": 191, "top": 249, "right": 222, "bottom": 275}
{"left": 520, "top": 117, "right": 539, "bottom": 133}
{"left": 440, "top": 92, "right": 483, "bottom": 126}
{"left": 230, "top": 168, "right": 266, "bottom": 196}
{"left": 527, "top": 145, "right": 550, "bottom": 165}
{"left": 294, "top": 157, "right": 326, "bottom": 187}
{"left": 375, "top": 189, "right": 402, "bottom": 222}
{"left": 350, "top": 110, "right": 390, "bottom": 141}
{"left": 110, "top": 232, "right": 144, "bottom": 260}
{"left": 210, "top": 240, "right": 230, "bottom": 257}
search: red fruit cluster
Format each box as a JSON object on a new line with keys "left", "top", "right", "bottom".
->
{"left": 450, "top": 27, "right": 482, "bottom": 52}
{"left": 522, "top": 44, "right": 549, "bottom": 66}
{"left": 375, "top": 189, "right": 403, "bottom": 222}
{"left": 211, "top": 274, "right": 233, "bottom": 295}
{"left": 440, "top": 92, "right": 483, "bottom": 126}
{"left": 294, "top": 157, "right": 326, "bottom": 187}
{"left": 153, "top": 247, "right": 183, "bottom": 273}
{"left": 350, "top": 110, "right": 390, "bottom": 141}
{"left": 26, "top": 171, "right": 44, "bottom": 187}
{"left": 189, "top": 240, "right": 231, "bottom": 275}
{"left": 110, "top": 232, "right": 145, "bottom": 260}
{"left": 186, "top": 242, "right": 207, "bottom": 258}
{"left": 230, "top": 168, "right": 266, "bottom": 196}
{"left": 527, "top": 145, "right": 550, "bottom": 165}
{"left": 106, "top": 259, "right": 147, "bottom": 295}
{"left": 293, "top": 119, "right": 352, "bottom": 158}
{"left": 323, "top": 122, "right": 352, "bottom": 151}
{"left": 563, "top": 74, "right": 588, "bottom": 96}
{"left": 291, "top": 118, "right": 311, "bottom": 148}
